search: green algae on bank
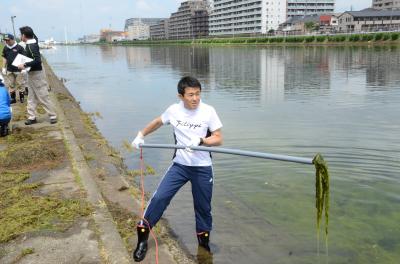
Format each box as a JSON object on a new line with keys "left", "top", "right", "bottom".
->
{"left": 0, "top": 127, "right": 65, "bottom": 170}
{"left": 0, "top": 172, "right": 92, "bottom": 243}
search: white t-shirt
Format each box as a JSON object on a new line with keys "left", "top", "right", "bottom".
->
{"left": 161, "top": 101, "right": 222, "bottom": 166}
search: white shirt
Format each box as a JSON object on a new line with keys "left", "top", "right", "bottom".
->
{"left": 161, "top": 101, "right": 222, "bottom": 166}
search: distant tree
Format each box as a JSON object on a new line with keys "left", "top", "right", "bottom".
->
{"left": 268, "top": 29, "right": 275, "bottom": 36}
{"left": 305, "top": 22, "right": 319, "bottom": 32}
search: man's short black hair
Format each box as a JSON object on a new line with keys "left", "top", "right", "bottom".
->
{"left": 19, "top": 26, "right": 34, "bottom": 39}
{"left": 177, "top": 76, "right": 202, "bottom": 96}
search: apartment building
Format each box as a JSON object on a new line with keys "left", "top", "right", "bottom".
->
{"left": 337, "top": 9, "right": 400, "bottom": 32}
{"left": 192, "top": 10, "right": 209, "bottom": 38}
{"left": 150, "top": 19, "right": 170, "bottom": 40}
{"left": 372, "top": 0, "right": 400, "bottom": 10}
{"left": 127, "top": 19, "right": 150, "bottom": 40}
{"left": 169, "top": 0, "right": 209, "bottom": 39}
{"left": 287, "top": 0, "right": 335, "bottom": 18}
{"left": 209, "top": 0, "right": 287, "bottom": 36}
{"left": 124, "top": 18, "right": 165, "bottom": 31}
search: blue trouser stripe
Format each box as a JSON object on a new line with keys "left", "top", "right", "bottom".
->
{"left": 142, "top": 163, "right": 213, "bottom": 232}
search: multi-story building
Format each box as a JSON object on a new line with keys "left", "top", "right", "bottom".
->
{"left": 372, "top": 0, "right": 400, "bottom": 10}
{"left": 169, "top": 0, "right": 209, "bottom": 39}
{"left": 127, "top": 19, "right": 150, "bottom": 40}
{"left": 150, "top": 19, "right": 170, "bottom": 40}
{"left": 337, "top": 9, "right": 400, "bottom": 32}
{"left": 192, "top": 10, "right": 209, "bottom": 38}
{"left": 124, "top": 18, "right": 165, "bottom": 31}
{"left": 287, "top": 0, "right": 335, "bottom": 18}
{"left": 209, "top": 0, "right": 287, "bottom": 36}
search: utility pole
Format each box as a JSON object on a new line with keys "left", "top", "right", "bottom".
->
{"left": 11, "top": 16, "right": 16, "bottom": 38}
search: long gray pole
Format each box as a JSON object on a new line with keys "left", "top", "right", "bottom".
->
{"left": 140, "top": 144, "right": 313, "bottom": 165}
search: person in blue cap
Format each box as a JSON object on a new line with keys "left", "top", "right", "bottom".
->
{"left": 0, "top": 75, "right": 12, "bottom": 137}
{"left": 2, "top": 33, "right": 27, "bottom": 104}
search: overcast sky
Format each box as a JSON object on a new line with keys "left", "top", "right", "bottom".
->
{"left": 1, "top": 0, "right": 372, "bottom": 41}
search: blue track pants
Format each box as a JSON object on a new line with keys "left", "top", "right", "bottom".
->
{"left": 142, "top": 162, "right": 213, "bottom": 233}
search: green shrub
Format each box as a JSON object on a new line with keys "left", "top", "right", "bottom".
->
{"left": 328, "top": 35, "right": 346, "bottom": 42}
{"left": 246, "top": 38, "right": 257, "bottom": 43}
{"left": 361, "top": 34, "right": 374, "bottom": 41}
{"left": 391, "top": 32, "right": 399, "bottom": 40}
{"left": 349, "top": 34, "right": 360, "bottom": 41}
{"left": 305, "top": 36, "right": 315, "bottom": 42}
{"left": 269, "top": 37, "right": 284, "bottom": 43}
{"left": 316, "top": 36, "right": 326, "bottom": 42}
{"left": 382, "top": 33, "right": 391, "bottom": 41}
{"left": 201, "top": 39, "right": 212, "bottom": 44}
{"left": 374, "top": 33, "right": 384, "bottom": 41}
{"left": 229, "top": 38, "right": 246, "bottom": 43}
{"left": 256, "top": 38, "right": 269, "bottom": 43}
{"left": 286, "top": 36, "right": 305, "bottom": 43}
{"left": 285, "top": 37, "right": 295, "bottom": 43}
{"left": 211, "top": 39, "right": 228, "bottom": 44}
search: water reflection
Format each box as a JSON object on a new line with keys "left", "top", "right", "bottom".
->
{"left": 125, "top": 47, "right": 152, "bottom": 68}
{"left": 159, "top": 46, "right": 210, "bottom": 77}
{"left": 98, "top": 45, "right": 124, "bottom": 63}
{"left": 97, "top": 45, "right": 400, "bottom": 105}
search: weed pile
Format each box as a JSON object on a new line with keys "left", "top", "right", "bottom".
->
{"left": 0, "top": 172, "right": 92, "bottom": 242}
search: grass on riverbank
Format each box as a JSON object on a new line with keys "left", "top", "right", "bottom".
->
{"left": 112, "top": 32, "right": 400, "bottom": 46}
{"left": 0, "top": 127, "right": 65, "bottom": 170}
{"left": 0, "top": 125, "right": 92, "bottom": 243}
{"left": 0, "top": 171, "right": 92, "bottom": 243}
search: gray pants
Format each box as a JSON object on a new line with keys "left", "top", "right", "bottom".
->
{"left": 4, "top": 71, "right": 26, "bottom": 93}
{"left": 27, "top": 70, "right": 57, "bottom": 120}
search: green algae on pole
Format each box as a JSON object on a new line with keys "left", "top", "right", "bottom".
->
{"left": 313, "top": 153, "right": 330, "bottom": 238}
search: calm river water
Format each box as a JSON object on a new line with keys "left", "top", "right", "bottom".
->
{"left": 44, "top": 45, "right": 400, "bottom": 264}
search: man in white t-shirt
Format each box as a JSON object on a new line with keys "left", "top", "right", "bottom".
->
{"left": 131, "top": 76, "right": 223, "bottom": 262}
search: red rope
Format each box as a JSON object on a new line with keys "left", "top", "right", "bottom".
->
{"left": 139, "top": 148, "right": 159, "bottom": 264}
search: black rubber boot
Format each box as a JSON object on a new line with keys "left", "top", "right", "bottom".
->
{"left": 197, "top": 231, "right": 210, "bottom": 251}
{"left": 19, "top": 91, "right": 25, "bottom": 103}
{"left": 0, "top": 124, "right": 9, "bottom": 137}
{"left": 25, "top": 119, "right": 37, "bottom": 125}
{"left": 10, "top": 91, "right": 16, "bottom": 104}
{"left": 24, "top": 87, "right": 29, "bottom": 95}
{"left": 133, "top": 225, "right": 150, "bottom": 262}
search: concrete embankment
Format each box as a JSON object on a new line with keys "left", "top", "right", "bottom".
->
{"left": 0, "top": 61, "right": 193, "bottom": 264}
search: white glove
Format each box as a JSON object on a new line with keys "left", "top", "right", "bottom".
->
{"left": 131, "top": 131, "right": 144, "bottom": 149}
{"left": 185, "top": 137, "right": 201, "bottom": 152}
{"left": 1, "top": 68, "right": 6, "bottom": 75}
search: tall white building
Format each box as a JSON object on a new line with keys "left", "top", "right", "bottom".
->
{"left": 209, "top": 0, "right": 287, "bottom": 36}
{"left": 372, "top": 0, "right": 400, "bottom": 10}
{"left": 287, "top": 0, "right": 335, "bottom": 18}
{"left": 127, "top": 19, "right": 150, "bottom": 40}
